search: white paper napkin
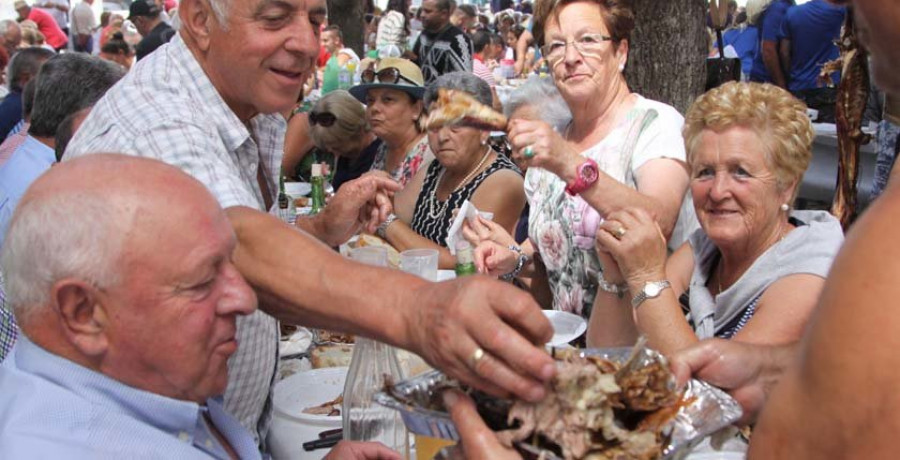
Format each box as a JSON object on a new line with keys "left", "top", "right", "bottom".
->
{"left": 445, "top": 200, "right": 493, "bottom": 255}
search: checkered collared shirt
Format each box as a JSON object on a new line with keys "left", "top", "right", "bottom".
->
{"left": 0, "top": 271, "right": 17, "bottom": 362}
{"left": 65, "top": 33, "right": 283, "bottom": 447}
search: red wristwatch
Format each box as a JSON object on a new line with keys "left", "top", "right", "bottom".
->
{"left": 565, "top": 159, "right": 599, "bottom": 196}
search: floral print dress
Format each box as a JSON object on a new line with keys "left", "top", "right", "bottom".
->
{"left": 525, "top": 106, "right": 666, "bottom": 317}
{"left": 370, "top": 135, "right": 434, "bottom": 188}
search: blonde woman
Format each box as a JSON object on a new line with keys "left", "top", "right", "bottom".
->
{"left": 588, "top": 82, "right": 844, "bottom": 355}
{"left": 282, "top": 90, "right": 381, "bottom": 190}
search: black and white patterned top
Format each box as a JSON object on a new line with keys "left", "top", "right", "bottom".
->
{"left": 411, "top": 153, "right": 519, "bottom": 246}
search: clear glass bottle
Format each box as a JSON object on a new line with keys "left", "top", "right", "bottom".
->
{"left": 454, "top": 240, "right": 477, "bottom": 277}
{"left": 341, "top": 338, "right": 409, "bottom": 455}
{"left": 309, "top": 163, "right": 326, "bottom": 215}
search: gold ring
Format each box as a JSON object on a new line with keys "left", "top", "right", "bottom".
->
{"left": 469, "top": 347, "right": 486, "bottom": 369}
{"left": 614, "top": 227, "right": 627, "bottom": 239}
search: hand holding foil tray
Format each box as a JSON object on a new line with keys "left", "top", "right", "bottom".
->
{"left": 374, "top": 342, "right": 742, "bottom": 459}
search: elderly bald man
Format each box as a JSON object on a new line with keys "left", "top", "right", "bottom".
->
{"left": 0, "top": 154, "right": 398, "bottom": 460}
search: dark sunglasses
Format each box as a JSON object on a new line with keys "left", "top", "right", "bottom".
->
{"left": 309, "top": 111, "right": 337, "bottom": 127}
{"left": 361, "top": 67, "right": 420, "bottom": 86}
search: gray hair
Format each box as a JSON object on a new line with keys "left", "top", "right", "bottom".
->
{"left": 0, "top": 19, "right": 18, "bottom": 37}
{"left": 29, "top": 53, "right": 125, "bottom": 138}
{"left": 208, "top": 0, "right": 230, "bottom": 28}
{"left": 6, "top": 46, "right": 54, "bottom": 93}
{"left": 504, "top": 76, "right": 571, "bottom": 132}
{"left": 424, "top": 71, "right": 493, "bottom": 110}
{"left": 1, "top": 192, "right": 125, "bottom": 323}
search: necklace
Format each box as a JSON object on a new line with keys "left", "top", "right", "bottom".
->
{"left": 427, "top": 147, "right": 493, "bottom": 219}
{"left": 716, "top": 225, "right": 792, "bottom": 294}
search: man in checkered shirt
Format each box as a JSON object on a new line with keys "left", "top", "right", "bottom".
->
{"left": 64, "top": 0, "right": 557, "bottom": 450}
{"left": 0, "top": 272, "right": 15, "bottom": 362}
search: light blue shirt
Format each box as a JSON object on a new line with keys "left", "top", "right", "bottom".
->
{"left": 0, "top": 135, "right": 55, "bottom": 249}
{"left": 0, "top": 337, "right": 264, "bottom": 460}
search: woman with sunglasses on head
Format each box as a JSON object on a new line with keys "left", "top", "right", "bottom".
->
{"left": 466, "top": 0, "right": 696, "bottom": 318}
{"left": 377, "top": 72, "right": 526, "bottom": 269}
{"left": 281, "top": 91, "right": 381, "bottom": 189}
{"left": 306, "top": 90, "right": 382, "bottom": 190}
{"left": 350, "top": 57, "right": 434, "bottom": 188}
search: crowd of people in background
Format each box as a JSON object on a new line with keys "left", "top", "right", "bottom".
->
{"left": 0, "top": 0, "right": 899, "bottom": 458}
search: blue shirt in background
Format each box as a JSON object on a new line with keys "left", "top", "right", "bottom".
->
{"left": 780, "top": 0, "right": 845, "bottom": 91}
{"left": 750, "top": 0, "right": 794, "bottom": 83}
{"left": 0, "top": 336, "right": 264, "bottom": 459}
{"left": 0, "top": 91, "right": 23, "bottom": 142}
{"left": 0, "top": 135, "right": 54, "bottom": 249}
{"left": 722, "top": 25, "right": 759, "bottom": 78}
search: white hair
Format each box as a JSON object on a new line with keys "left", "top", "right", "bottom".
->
{"left": 746, "top": 0, "right": 774, "bottom": 26}
{"left": 504, "top": 76, "right": 572, "bottom": 132}
{"left": 0, "top": 19, "right": 18, "bottom": 37}
{"left": 0, "top": 191, "right": 126, "bottom": 323}
{"left": 208, "top": 0, "right": 230, "bottom": 28}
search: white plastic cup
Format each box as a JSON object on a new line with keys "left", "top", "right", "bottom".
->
{"left": 400, "top": 249, "right": 439, "bottom": 281}
{"left": 350, "top": 247, "right": 388, "bottom": 267}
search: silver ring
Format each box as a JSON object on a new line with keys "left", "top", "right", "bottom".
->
{"left": 469, "top": 347, "right": 486, "bottom": 369}
{"left": 523, "top": 145, "right": 534, "bottom": 158}
{"left": 614, "top": 226, "right": 627, "bottom": 239}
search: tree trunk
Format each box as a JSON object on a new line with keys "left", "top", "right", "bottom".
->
{"left": 626, "top": 0, "right": 708, "bottom": 115}
{"left": 328, "top": 0, "right": 366, "bottom": 57}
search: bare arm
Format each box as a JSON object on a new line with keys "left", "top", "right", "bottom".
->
{"left": 762, "top": 40, "right": 788, "bottom": 89}
{"left": 779, "top": 39, "right": 792, "bottom": 87}
{"left": 282, "top": 113, "right": 315, "bottom": 178}
{"left": 386, "top": 170, "right": 526, "bottom": 269}
{"left": 507, "top": 119, "right": 690, "bottom": 239}
{"left": 384, "top": 220, "right": 458, "bottom": 269}
{"left": 750, "top": 185, "right": 900, "bottom": 458}
{"left": 670, "top": 339, "right": 798, "bottom": 425}
{"left": 513, "top": 30, "right": 533, "bottom": 76}
{"left": 226, "top": 206, "right": 557, "bottom": 402}
{"left": 587, "top": 211, "right": 696, "bottom": 354}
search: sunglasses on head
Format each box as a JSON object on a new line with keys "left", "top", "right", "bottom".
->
{"left": 309, "top": 111, "right": 337, "bottom": 127}
{"left": 361, "top": 67, "right": 420, "bottom": 86}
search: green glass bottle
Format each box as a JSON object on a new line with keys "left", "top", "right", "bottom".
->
{"left": 310, "top": 163, "right": 326, "bottom": 215}
{"left": 454, "top": 240, "right": 477, "bottom": 277}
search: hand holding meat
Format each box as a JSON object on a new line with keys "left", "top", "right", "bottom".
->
{"left": 507, "top": 118, "right": 580, "bottom": 178}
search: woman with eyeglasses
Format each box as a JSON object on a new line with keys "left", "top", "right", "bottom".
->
{"left": 466, "top": 0, "right": 696, "bottom": 318}
{"left": 376, "top": 72, "right": 526, "bottom": 269}
{"left": 350, "top": 57, "right": 434, "bottom": 188}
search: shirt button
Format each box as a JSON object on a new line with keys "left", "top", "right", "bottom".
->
{"left": 205, "top": 439, "right": 213, "bottom": 448}
{"left": 178, "top": 431, "right": 190, "bottom": 442}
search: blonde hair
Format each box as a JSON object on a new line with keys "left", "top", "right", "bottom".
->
{"left": 309, "top": 90, "right": 368, "bottom": 150}
{"left": 683, "top": 81, "right": 814, "bottom": 198}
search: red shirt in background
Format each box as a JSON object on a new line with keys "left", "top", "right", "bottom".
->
{"left": 317, "top": 44, "right": 330, "bottom": 68}
{"left": 27, "top": 7, "right": 68, "bottom": 50}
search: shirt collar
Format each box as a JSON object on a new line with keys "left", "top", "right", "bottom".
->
{"left": 167, "top": 34, "right": 252, "bottom": 154}
{"left": 13, "top": 336, "right": 210, "bottom": 450}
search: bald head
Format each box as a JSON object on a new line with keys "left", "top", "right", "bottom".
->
{"left": 1, "top": 154, "right": 256, "bottom": 402}
{"left": 2, "top": 153, "right": 224, "bottom": 326}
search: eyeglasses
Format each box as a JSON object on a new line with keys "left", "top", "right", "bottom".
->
{"left": 541, "top": 33, "right": 614, "bottom": 64}
{"left": 361, "top": 67, "right": 420, "bottom": 86}
{"left": 309, "top": 111, "right": 337, "bottom": 127}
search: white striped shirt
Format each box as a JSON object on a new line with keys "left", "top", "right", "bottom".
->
{"left": 65, "top": 33, "right": 282, "bottom": 447}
